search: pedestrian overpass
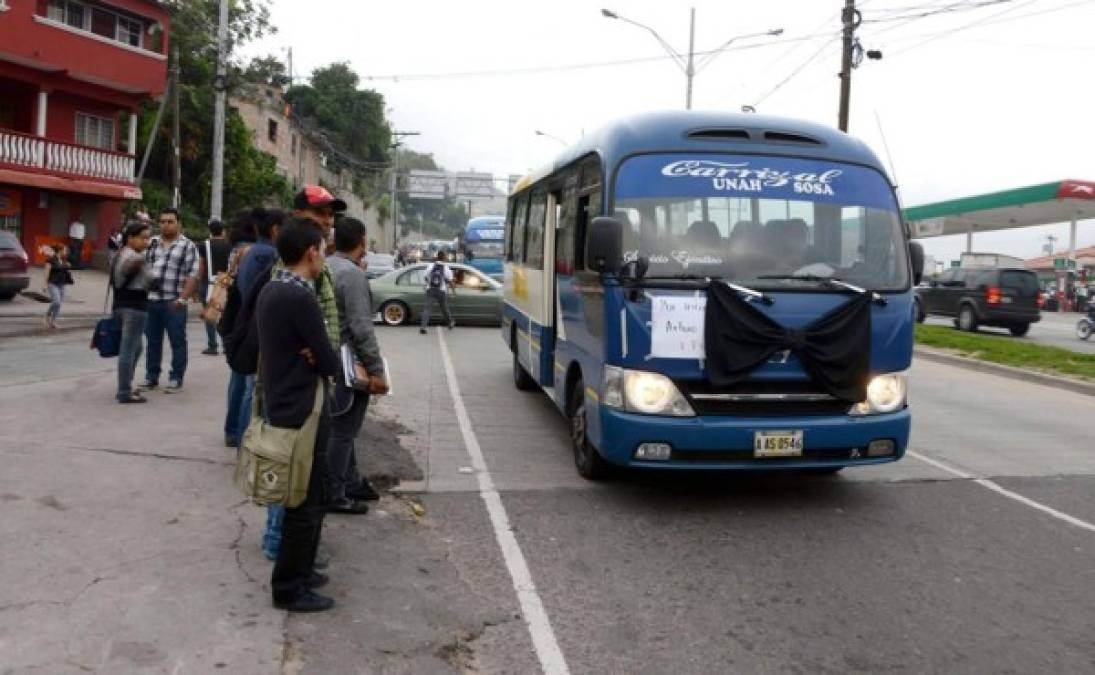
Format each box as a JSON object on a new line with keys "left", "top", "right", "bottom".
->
{"left": 904, "top": 179, "right": 1095, "bottom": 259}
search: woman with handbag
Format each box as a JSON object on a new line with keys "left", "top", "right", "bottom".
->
{"left": 114, "top": 222, "right": 152, "bottom": 404}
{"left": 44, "top": 244, "right": 74, "bottom": 330}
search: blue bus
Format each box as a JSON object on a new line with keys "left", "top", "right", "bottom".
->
{"left": 463, "top": 216, "right": 506, "bottom": 280}
{"left": 502, "top": 111, "right": 924, "bottom": 479}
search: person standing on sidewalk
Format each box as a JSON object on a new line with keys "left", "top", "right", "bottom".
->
{"left": 420, "top": 250, "right": 455, "bottom": 334}
{"left": 44, "top": 245, "right": 74, "bottom": 330}
{"left": 261, "top": 188, "right": 345, "bottom": 561}
{"left": 256, "top": 220, "right": 341, "bottom": 613}
{"left": 198, "top": 219, "right": 232, "bottom": 356}
{"left": 68, "top": 218, "right": 85, "bottom": 270}
{"left": 140, "top": 208, "right": 199, "bottom": 394}
{"left": 113, "top": 222, "right": 151, "bottom": 404}
{"left": 326, "top": 217, "right": 388, "bottom": 513}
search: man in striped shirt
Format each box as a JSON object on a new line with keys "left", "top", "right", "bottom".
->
{"left": 140, "top": 208, "right": 200, "bottom": 394}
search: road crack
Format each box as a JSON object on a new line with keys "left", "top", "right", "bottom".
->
{"left": 61, "top": 445, "right": 234, "bottom": 466}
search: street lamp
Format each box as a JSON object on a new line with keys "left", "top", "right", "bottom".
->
{"left": 389, "top": 129, "right": 420, "bottom": 250}
{"left": 534, "top": 129, "right": 568, "bottom": 147}
{"left": 601, "top": 7, "right": 781, "bottom": 110}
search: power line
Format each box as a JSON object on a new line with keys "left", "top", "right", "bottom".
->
{"left": 352, "top": 32, "right": 836, "bottom": 82}
{"left": 887, "top": 0, "right": 1089, "bottom": 57}
{"left": 751, "top": 36, "right": 842, "bottom": 106}
{"left": 861, "top": 0, "right": 1013, "bottom": 22}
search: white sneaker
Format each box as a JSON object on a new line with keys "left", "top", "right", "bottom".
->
{"left": 164, "top": 380, "right": 183, "bottom": 394}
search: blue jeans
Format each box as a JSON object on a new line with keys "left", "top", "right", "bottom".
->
{"left": 115, "top": 308, "right": 146, "bottom": 400}
{"left": 224, "top": 370, "right": 253, "bottom": 442}
{"left": 46, "top": 284, "right": 65, "bottom": 321}
{"left": 263, "top": 505, "right": 286, "bottom": 560}
{"left": 144, "top": 300, "right": 188, "bottom": 385}
{"left": 421, "top": 288, "right": 453, "bottom": 329}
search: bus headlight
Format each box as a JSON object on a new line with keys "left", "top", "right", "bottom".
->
{"left": 603, "top": 366, "right": 694, "bottom": 417}
{"left": 850, "top": 372, "right": 908, "bottom": 415}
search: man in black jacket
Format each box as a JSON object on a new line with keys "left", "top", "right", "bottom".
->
{"left": 256, "top": 220, "right": 341, "bottom": 613}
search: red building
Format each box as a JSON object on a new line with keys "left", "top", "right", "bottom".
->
{"left": 0, "top": 0, "right": 170, "bottom": 263}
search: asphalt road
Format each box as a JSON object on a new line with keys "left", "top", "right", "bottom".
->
{"left": 391, "top": 326, "right": 1095, "bottom": 674}
{"left": 925, "top": 310, "right": 1095, "bottom": 354}
{"left": 3, "top": 324, "right": 1095, "bottom": 673}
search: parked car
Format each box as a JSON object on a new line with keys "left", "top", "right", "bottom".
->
{"left": 0, "top": 231, "right": 30, "bottom": 300}
{"left": 915, "top": 267, "right": 1041, "bottom": 335}
{"left": 371, "top": 262, "right": 503, "bottom": 326}
{"left": 364, "top": 252, "right": 397, "bottom": 279}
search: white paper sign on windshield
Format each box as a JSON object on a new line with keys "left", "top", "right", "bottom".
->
{"left": 650, "top": 294, "right": 706, "bottom": 359}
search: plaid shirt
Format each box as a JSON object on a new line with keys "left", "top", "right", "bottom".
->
{"left": 146, "top": 235, "right": 199, "bottom": 301}
{"left": 271, "top": 261, "right": 340, "bottom": 350}
{"left": 273, "top": 267, "right": 313, "bottom": 291}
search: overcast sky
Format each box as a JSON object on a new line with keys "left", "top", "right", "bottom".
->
{"left": 248, "top": 0, "right": 1095, "bottom": 263}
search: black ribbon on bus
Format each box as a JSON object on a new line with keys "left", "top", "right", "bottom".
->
{"left": 703, "top": 282, "right": 872, "bottom": 403}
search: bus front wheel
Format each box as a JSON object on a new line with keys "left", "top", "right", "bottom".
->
{"left": 569, "top": 379, "right": 611, "bottom": 481}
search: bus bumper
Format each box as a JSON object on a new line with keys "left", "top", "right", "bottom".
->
{"left": 596, "top": 407, "right": 911, "bottom": 471}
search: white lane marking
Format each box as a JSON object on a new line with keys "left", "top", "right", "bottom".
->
{"left": 908, "top": 450, "right": 1095, "bottom": 534}
{"left": 437, "top": 330, "right": 570, "bottom": 675}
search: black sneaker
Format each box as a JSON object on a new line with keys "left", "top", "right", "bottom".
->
{"left": 225, "top": 435, "right": 239, "bottom": 448}
{"left": 304, "top": 571, "right": 330, "bottom": 589}
{"left": 347, "top": 481, "right": 381, "bottom": 501}
{"left": 328, "top": 498, "right": 369, "bottom": 515}
{"left": 137, "top": 379, "right": 157, "bottom": 391}
{"left": 202, "top": 347, "right": 218, "bottom": 356}
{"left": 273, "top": 590, "right": 335, "bottom": 613}
{"left": 420, "top": 328, "right": 427, "bottom": 334}
{"left": 118, "top": 393, "right": 147, "bottom": 404}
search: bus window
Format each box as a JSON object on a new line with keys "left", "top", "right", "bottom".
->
{"left": 509, "top": 193, "right": 529, "bottom": 263}
{"left": 526, "top": 189, "right": 547, "bottom": 269}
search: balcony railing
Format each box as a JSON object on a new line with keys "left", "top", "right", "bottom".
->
{"left": 0, "top": 129, "right": 135, "bottom": 184}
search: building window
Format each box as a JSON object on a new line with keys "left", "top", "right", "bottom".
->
{"left": 45, "top": 1, "right": 147, "bottom": 51}
{"left": 75, "top": 113, "right": 115, "bottom": 150}
{"left": 267, "top": 119, "right": 278, "bottom": 142}
{"left": 290, "top": 134, "right": 297, "bottom": 156}
{"left": 116, "top": 16, "right": 141, "bottom": 47}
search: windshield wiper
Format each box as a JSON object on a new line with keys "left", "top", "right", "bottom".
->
{"left": 756, "top": 274, "right": 886, "bottom": 305}
{"left": 629, "top": 275, "right": 773, "bottom": 305}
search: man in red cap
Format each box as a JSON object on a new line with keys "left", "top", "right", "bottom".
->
{"left": 293, "top": 185, "right": 347, "bottom": 253}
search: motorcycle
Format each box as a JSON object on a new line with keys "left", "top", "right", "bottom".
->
{"left": 1077, "top": 305, "right": 1095, "bottom": 340}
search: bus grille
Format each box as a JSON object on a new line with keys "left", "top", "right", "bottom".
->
{"left": 678, "top": 380, "right": 852, "bottom": 417}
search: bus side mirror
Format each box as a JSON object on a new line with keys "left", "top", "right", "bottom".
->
{"left": 909, "top": 241, "right": 925, "bottom": 286}
{"left": 587, "top": 216, "right": 623, "bottom": 275}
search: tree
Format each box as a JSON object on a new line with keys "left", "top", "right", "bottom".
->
{"left": 136, "top": 0, "right": 291, "bottom": 235}
{"left": 284, "top": 63, "right": 392, "bottom": 169}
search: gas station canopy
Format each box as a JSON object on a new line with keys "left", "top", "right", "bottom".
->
{"left": 904, "top": 180, "right": 1095, "bottom": 240}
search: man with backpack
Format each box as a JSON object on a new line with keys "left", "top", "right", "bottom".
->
{"left": 420, "top": 250, "right": 455, "bottom": 334}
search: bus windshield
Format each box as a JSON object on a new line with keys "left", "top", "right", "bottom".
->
{"left": 614, "top": 154, "right": 909, "bottom": 291}
{"left": 466, "top": 217, "right": 505, "bottom": 259}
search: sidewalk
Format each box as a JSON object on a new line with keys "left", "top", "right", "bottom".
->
{"left": 0, "top": 267, "right": 111, "bottom": 338}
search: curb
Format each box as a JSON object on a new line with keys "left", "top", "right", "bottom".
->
{"left": 914, "top": 346, "right": 1095, "bottom": 397}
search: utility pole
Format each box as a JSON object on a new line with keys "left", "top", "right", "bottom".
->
{"left": 389, "top": 143, "right": 399, "bottom": 250}
{"left": 137, "top": 71, "right": 171, "bottom": 182}
{"left": 170, "top": 44, "right": 181, "bottom": 209}
{"left": 684, "top": 7, "right": 696, "bottom": 110}
{"left": 209, "top": 0, "right": 229, "bottom": 222}
{"left": 837, "top": 0, "right": 857, "bottom": 132}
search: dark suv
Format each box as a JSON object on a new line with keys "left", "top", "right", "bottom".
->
{"left": 915, "top": 267, "right": 1041, "bottom": 336}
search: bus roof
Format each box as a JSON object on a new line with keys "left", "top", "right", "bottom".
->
{"left": 511, "top": 110, "right": 889, "bottom": 195}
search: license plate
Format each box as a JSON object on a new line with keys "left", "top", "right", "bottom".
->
{"left": 1000, "top": 296, "right": 1013, "bottom": 304}
{"left": 754, "top": 430, "right": 804, "bottom": 458}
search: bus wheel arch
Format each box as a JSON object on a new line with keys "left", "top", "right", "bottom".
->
{"left": 567, "top": 373, "right": 611, "bottom": 480}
